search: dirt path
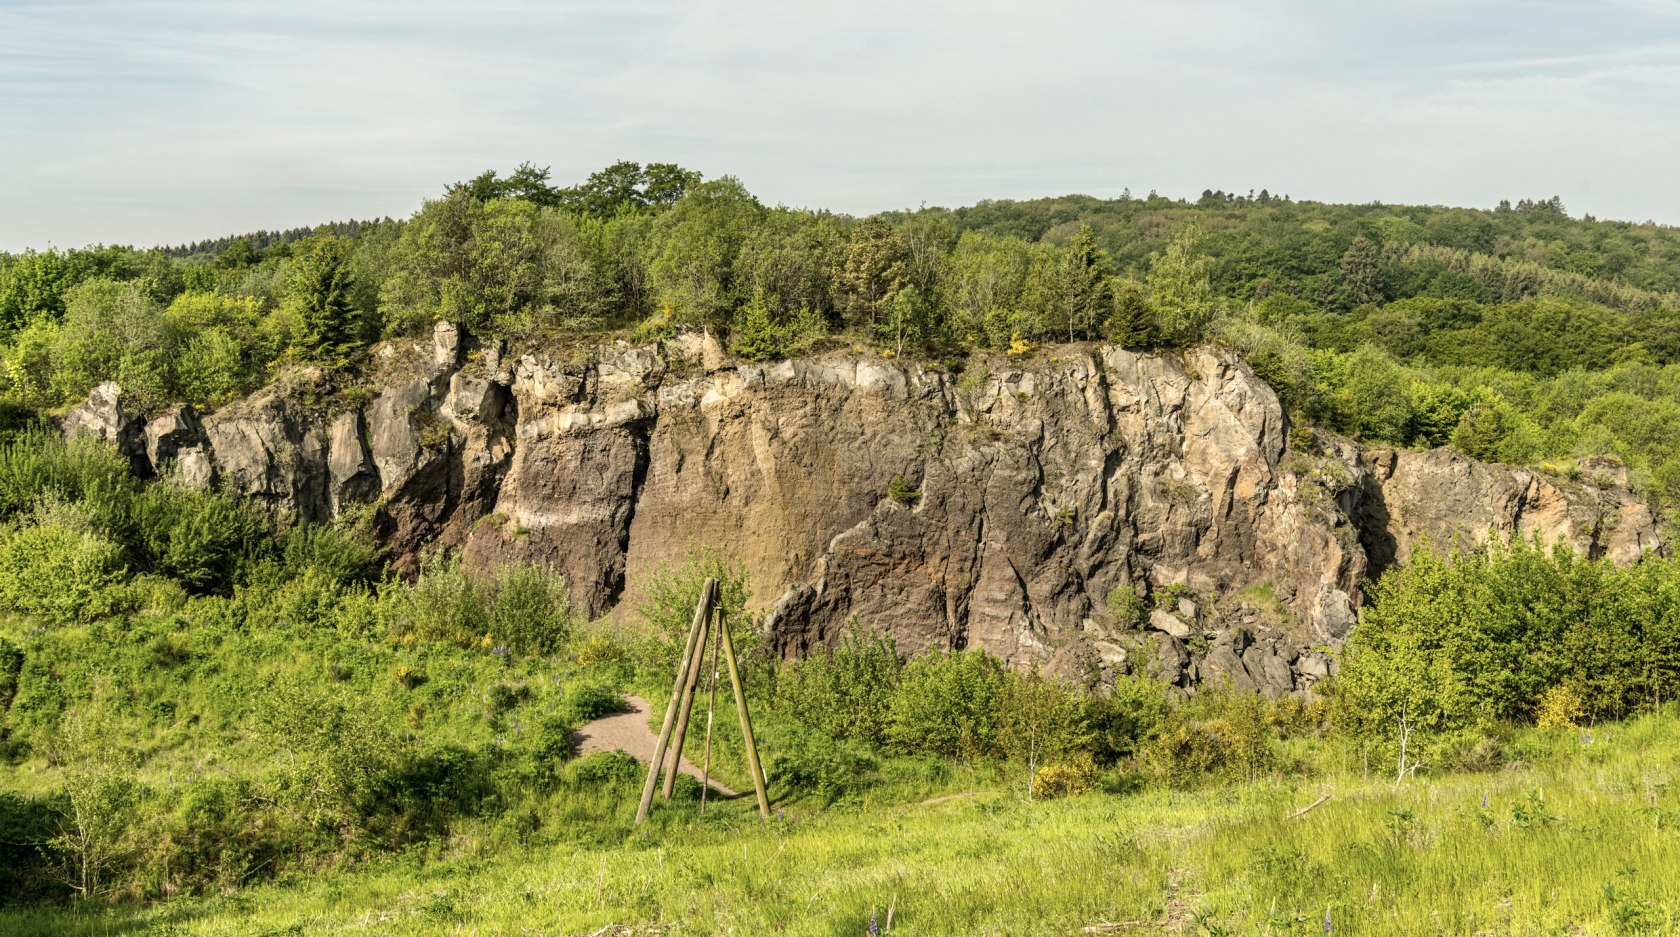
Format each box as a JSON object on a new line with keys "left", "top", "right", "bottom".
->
{"left": 575, "top": 695, "right": 740, "bottom": 797}
{"left": 917, "top": 791, "right": 999, "bottom": 806}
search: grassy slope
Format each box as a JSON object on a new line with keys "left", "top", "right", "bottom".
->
{"left": 8, "top": 714, "right": 1679, "bottom": 936}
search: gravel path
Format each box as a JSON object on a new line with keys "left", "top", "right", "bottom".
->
{"left": 575, "top": 694, "right": 740, "bottom": 797}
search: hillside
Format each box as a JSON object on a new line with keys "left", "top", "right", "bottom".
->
{"left": 4, "top": 168, "right": 1680, "bottom": 930}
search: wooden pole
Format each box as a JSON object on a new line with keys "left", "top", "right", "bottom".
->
{"left": 719, "top": 607, "right": 770, "bottom": 817}
{"left": 661, "top": 586, "right": 715, "bottom": 798}
{"left": 635, "top": 577, "right": 716, "bottom": 825}
{"left": 699, "top": 605, "right": 722, "bottom": 816}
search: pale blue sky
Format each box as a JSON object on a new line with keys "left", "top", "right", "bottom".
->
{"left": 2, "top": 0, "right": 1678, "bottom": 250}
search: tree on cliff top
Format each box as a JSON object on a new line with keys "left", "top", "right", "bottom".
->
{"left": 283, "top": 236, "right": 362, "bottom": 364}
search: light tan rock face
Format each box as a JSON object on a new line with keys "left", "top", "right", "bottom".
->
{"left": 59, "top": 333, "right": 1666, "bottom": 694}
{"left": 1357, "top": 448, "right": 1663, "bottom": 574}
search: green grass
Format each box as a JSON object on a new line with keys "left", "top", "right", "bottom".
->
{"left": 9, "top": 714, "right": 1680, "bottom": 936}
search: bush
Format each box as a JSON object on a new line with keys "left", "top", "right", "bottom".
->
{"left": 564, "top": 751, "right": 642, "bottom": 788}
{"left": 490, "top": 563, "right": 572, "bottom": 655}
{"left": 632, "top": 547, "right": 753, "bottom": 668}
{"left": 394, "top": 552, "right": 491, "bottom": 646}
{"left": 281, "top": 519, "right": 380, "bottom": 585}
{"left": 997, "top": 668, "right": 1088, "bottom": 789}
{"left": 887, "top": 475, "right": 921, "bottom": 504}
{"left": 558, "top": 677, "right": 625, "bottom": 724}
{"left": 887, "top": 649, "right": 1006, "bottom": 761}
{"left": 0, "top": 431, "right": 134, "bottom": 524}
{"left": 774, "top": 627, "right": 901, "bottom": 746}
{"left": 1142, "top": 688, "right": 1277, "bottom": 788}
{"left": 1082, "top": 674, "right": 1170, "bottom": 761}
{"left": 1031, "top": 752, "right": 1098, "bottom": 799}
{"left": 574, "top": 632, "right": 627, "bottom": 667}
{"left": 252, "top": 678, "right": 400, "bottom": 837}
{"left": 1105, "top": 583, "right": 1146, "bottom": 628}
{"left": 0, "top": 522, "right": 127, "bottom": 625}
{"left": 770, "top": 733, "right": 880, "bottom": 806}
{"left": 1536, "top": 684, "right": 1586, "bottom": 729}
{"left": 0, "top": 635, "right": 22, "bottom": 717}
{"left": 484, "top": 681, "right": 529, "bottom": 721}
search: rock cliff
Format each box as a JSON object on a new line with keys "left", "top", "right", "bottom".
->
{"left": 62, "top": 324, "right": 1666, "bottom": 695}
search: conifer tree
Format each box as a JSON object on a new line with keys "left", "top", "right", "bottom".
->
{"left": 728, "top": 289, "right": 783, "bottom": 362}
{"left": 1327, "top": 235, "right": 1383, "bottom": 310}
{"left": 284, "top": 236, "right": 361, "bottom": 364}
{"left": 1061, "top": 224, "right": 1111, "bottom": 342}
{"left": 836, "top": 217, "right": 906, "bottom": 328}
{"left": 1106, "top": 278, "right": 1155, "bottom": 347}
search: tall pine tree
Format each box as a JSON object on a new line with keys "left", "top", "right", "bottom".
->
{"left": 285, "top": 236, "right": 361, "bottom": 364}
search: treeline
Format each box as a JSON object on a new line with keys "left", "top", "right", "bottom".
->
{"left": 7, "top": 162, "right": 1680, "bottom": 509}
{"left": 161, "top": 218, "right": 389, "bottom": 260}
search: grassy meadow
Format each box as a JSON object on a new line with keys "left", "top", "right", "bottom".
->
{"left": 6, "top": 711, "right": 1678, "bottom": 936}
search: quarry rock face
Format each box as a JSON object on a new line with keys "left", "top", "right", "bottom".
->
{"left": 59, "top": 331, "right": 1667, "bottom": 695}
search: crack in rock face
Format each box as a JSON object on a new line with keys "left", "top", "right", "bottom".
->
{"left": 58, "top": 329, "right": 1665, "bottom": 696}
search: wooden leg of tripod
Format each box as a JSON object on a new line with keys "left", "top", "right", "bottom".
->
{"left": 635, "top": 577, "right": 715, "bottom": 825}
{"left": 719, "top": 608, "right": 770, "bottom": 817}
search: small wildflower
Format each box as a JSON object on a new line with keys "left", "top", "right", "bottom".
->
{"left": 777, "top": 808, "right": 784, "bottom": 822}
{"left": 1481, "top": 793, "right": 1489, "bottom": 809}
{"left": 1322, "top": 907, "right": 1334, "bottom": 934}
{"left": 869, "top": 909, "right": 880, "bottom": 935}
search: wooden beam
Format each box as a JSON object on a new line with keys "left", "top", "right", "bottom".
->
{"left": 699, "top": 605, "right": 722, "bottom": 816}
{"left": 719, "top": 606, "right": 770, "bottom": 817}
{"left": 634, "top": 577, "right": 716, "bottom": 825}
{"left": 661, "top": 589, "right": 715, "bottom": 799}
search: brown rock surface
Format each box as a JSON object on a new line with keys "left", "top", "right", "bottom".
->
{"left": 61, "top": 331, "right": 1668, "bottom": 691}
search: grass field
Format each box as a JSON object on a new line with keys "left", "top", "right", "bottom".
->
{"left": 7, "top": 712, "right": 1678, "bottom": 937}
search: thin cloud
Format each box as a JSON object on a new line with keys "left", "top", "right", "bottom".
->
{"left": 1, "top": 0, "right": 1677, "bottom": 249}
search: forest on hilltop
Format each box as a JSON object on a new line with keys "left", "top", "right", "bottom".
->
{"left": 5, "top": 162, "right": 1680, "bottom": 511}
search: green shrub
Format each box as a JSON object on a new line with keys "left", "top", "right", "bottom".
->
{"left": 1082, "top": 674, "right": 1170, "bottom": 761}
{"left": 252, "top": 678, "right": 401, "bottom": 837}
{"left": 0, "top": 522, "right": 127, "bottom": 624}
{"left": 1142, "top": 687, "right": 1276, "bottom": 788}
{"left": 887, "top": 649, "right": 1006, "bottom": 761}
{"left": 563, "top": 750, "right": 642, "bottom": 788}
{"left": 485, "top": 681, "right": 530, "bottom": 721}
{"left": 0, "top": 635, "right": 22, "bottom": 717}
{"left": 395, "top": 552, "right": 491, "bottom": 646}
{"left": 887, "top": 475, "right": 921, "bottom": 504}
{"left": 774, "top": 626, "right": 902, "bottom": 746}
{"left": 558, "top": 677, "right": 625, "bottom": 724}
{"left": 490, "top": 563, "right": 572, "bottom": 654}
{"left": 997, "top": 668, "right": 1089, "bottom": 788}
{"left": 770, "top": 733, "right": 880, "bottom": 806}
{"left": 281, "top": 520, "right": 380, "bottom": 585}
{"left": 1105, "top": 584, "right": 1146, "bottom": 628}
{"left": 632, "top": 547, "right": 753, "bottom": 670}
{"left": 0, "top": 431, "right": 134, "bottom": 523}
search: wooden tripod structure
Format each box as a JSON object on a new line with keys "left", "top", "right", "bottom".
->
{"left": 634, "top": 576, "right": 770, "bottom": 825}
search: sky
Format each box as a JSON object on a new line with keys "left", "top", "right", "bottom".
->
{"left": 2, "top": 0, "right": 1679, "bottom": 250}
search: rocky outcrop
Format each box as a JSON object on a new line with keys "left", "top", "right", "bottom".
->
{"left": 57, "top": 329, "right": 1667, "bottom": 696}
{"left": 1358, "top": 447, "right": 1662, "bottom": 575}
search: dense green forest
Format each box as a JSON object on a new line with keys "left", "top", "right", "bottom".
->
{"left": 6, "top": 162, "right": 1680, "bottom": 508}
